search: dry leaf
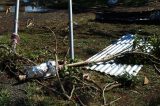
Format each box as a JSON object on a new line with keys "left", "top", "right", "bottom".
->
{"left": 144, "top": 76, "right": 149, "bottom": 85}
{"left": 83, "top": 73, "right": 90, "bottom": 80}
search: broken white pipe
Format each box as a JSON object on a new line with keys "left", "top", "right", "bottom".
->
{"left": 69, "top": 0, "right": 74, "bottom": 60}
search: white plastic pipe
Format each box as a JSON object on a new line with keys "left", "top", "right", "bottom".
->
{"left": 69, "top": 0, "right": 74, "bottom": 60}
{"left": 14, "top": 0, "right": 20, "bottom": 34}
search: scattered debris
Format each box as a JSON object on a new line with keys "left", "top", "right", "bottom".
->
{"left": 107, "top": 97, "right": 121, "bottom": 106}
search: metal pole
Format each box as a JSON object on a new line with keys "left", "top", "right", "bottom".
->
{"left": 69, "top": 0, "right": 74, "bottom": 60}
{"left": 14, "top": 0, "right": 20, "bottom": 34}
{"left": 11, "top": 0, "right": 20, "bottom": 53}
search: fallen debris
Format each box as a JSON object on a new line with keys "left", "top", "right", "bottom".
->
{"left": 18, "top": 34, "right": 158, "bottom": 80}
{"left": 18, "top": 61, "right": 57, "bottom": 80}
{"left": 86, "top": 34, "right": 143, "bottom": 76}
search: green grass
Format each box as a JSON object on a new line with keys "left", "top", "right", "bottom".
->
{"left": 25, "top": 82, "right": 55, "bottom": 106}
{"left": 0, "top": 89, "right": 11, "bottom": 106}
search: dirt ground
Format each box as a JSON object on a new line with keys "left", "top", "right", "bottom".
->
{"left": 1, "top": 8, "right": 160, "bottom": 105}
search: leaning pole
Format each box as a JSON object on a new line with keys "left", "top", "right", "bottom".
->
{"left": 11, "top": 0, "right": 20, "bottom": 52}
{"left": 69, "top": 0, "right": 74, "bottom": 60}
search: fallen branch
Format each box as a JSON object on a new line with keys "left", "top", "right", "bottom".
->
{"left": 66, "top": 51, "right": 160, "bottom": 67}
{"left": 66, "top": 53, "right": 122, "bottom": 67}
{"left": 50, "top": 27, "right": 75, "bottom": 101}
{"left": 75, "top": 93, "right": 86, "bottom": 106}
{"left": 103, "top": 82, "right": 116, "bottom": 105}
{"left": 56, "top": 57, "right": 74, "bottom": 100}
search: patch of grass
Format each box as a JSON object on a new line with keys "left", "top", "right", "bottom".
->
{"left": 25, "top": 82, "right": 55, "bottom": 106}
{"left": 25, "top": 82, "right": 75, "bottom": 106}
{"left": 0, "top": 89, "right": 11, "bottom": 106}
{"left": 0, "top": 33, "right": 10, "bottom": 44}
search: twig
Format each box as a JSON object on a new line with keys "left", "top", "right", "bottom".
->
{"left": 63, "top": 35, "right": 68, "bottom": 45}
{"left": 103, "top": 82, "right": 115, "bottom": 105}
{"left": 69, "top": 85, "right": 75, "bottom": 100}
{"left": 55, "top": 49, "right": 74, "bottom": 100}
{"left": 149, "top": 58, "right": 160, "bottom": 65}
{"left": 54, "top": 34, "right": 68, "bottom": 97}
{"left": 102, "top": 82, "right": 121, "bottom": 105}
{"left": 130, "top": 90, "right": 141, "bottom": 94}
{"left": 154, "top": 64, "right": 160, "bottom": 74}
{"left": 106, "top": 97, "right": 121, "bottom": 106}
{"left": 85, "top": 79, "right": 103, "bottom": 92}
{"left": 50, "top": 27, "right": 74, "bottom": 100}
{"left": 71, "top": 76, "right": 99, "bottom": 91}
{"left": 64, "top": 47, "right": 70, "bottom": 63}
{"left": 75, "top": 93, "right": 86, "bottom": 106}
{"left": 54, "top": 38, "right": 67, "bottom": 97}
{"left": 105, "top": 83, "right": 122, "bottom": 91}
